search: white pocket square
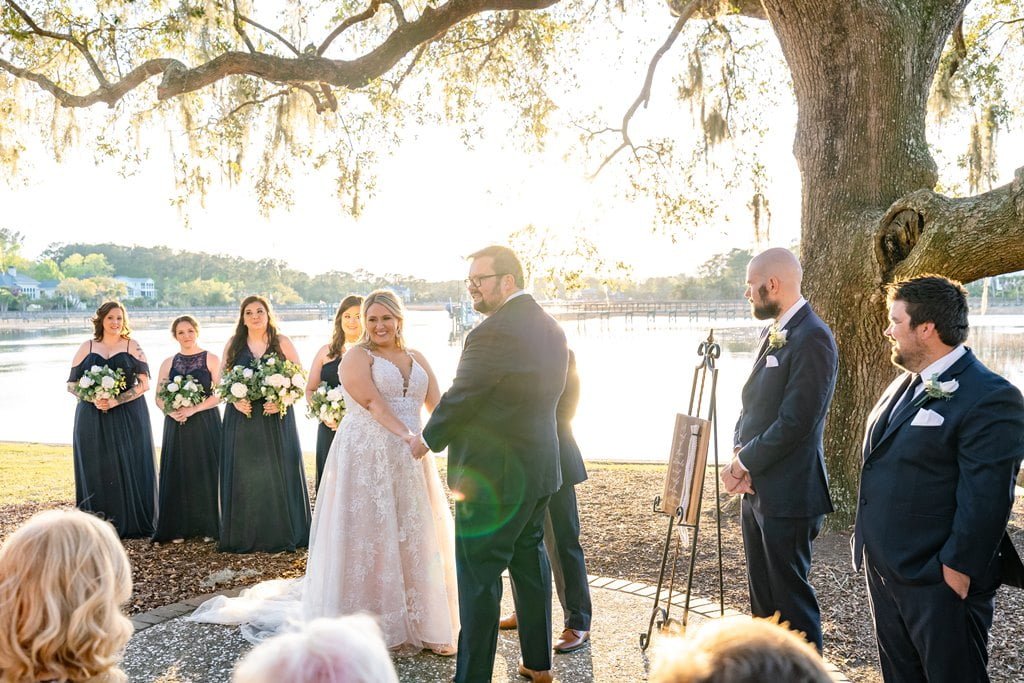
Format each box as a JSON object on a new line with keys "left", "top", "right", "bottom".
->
{"left": 911, "top": 408, "right": 944, "bottom": 427}
{"left": 765, "top": 355, "right": 779, "bottom": 368}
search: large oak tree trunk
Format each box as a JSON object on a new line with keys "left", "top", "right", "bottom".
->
{"left": 762, "top": 0, "right": 969, "bottom": 526}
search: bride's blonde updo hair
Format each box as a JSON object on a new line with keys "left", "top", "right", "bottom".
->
{"left": 358, "top": 289, "right": 407, "bottom": 351}
{"left": 0, "top": 509, "right": 133, "bottom": 683}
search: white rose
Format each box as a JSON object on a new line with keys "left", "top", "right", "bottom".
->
{"left": 101, "top": 376, "right": 116, "bottom": 390}
{"left": 319, "top": 405, "right": 329, "bottom": 417}
{"left": 173, "top": 395, "right": 187, "bottom": 408}
{"left": 281, "top": 377, "right": 292, "bottom": 389}
{"left": 316, "top": 385, "right": 327, "bottom": 396}
{"left": 79, "top": 376, "right": 94, "bottom": 388}
{"left": 90, "top": 365, "right": 102, "bottom": 373}
{"left": 184, "top": 381, "right": 197, "bottom": 392}
{"left": 291, "top": 373, "right": 305, "bottom": 389}
{"left": 230, "top": 382, "right": 248, "bottom": 399}
{"left": 265, "top": 357, "right": 276, "bottom": 366}
{"left": 326, "top": 388, "right": 344, "bottom": 402}
{"left": 242, "top": 368, "right": 254, "bottom": 378}
{"left": 166, "top": 382, "right": 180, "bottom": 393}
{"left": 174, "top": 375, "right": 184, "bottom": 383}
{"left": 938, "top": 379, "right": 959, "bottom": 393}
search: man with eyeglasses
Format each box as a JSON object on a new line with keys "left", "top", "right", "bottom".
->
{"left": 415, "top": 245, "right": 568, "bottom": 683}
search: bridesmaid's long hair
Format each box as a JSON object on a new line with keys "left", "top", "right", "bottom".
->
{"left": 224, "top": 295, "right": 283, "bottom": 368}
{"left": 327, "top": 295, "right": 364, "bottom": 360}
{"left": 91, "top": 301, "right": 131, "bottom": 341}
{"left": 357, "top": 290, "right": 406, "bottom": 351}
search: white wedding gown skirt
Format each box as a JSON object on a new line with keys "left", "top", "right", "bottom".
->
{"left": 191, "top": 355, "right": 459, "bottom": 654}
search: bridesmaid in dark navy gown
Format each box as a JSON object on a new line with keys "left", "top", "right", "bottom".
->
{"left": 218, "top": 295, "right": 311, "bottom": 553}
{"left": 305, "top": 294, "right": 363, "bottom": 493}
{"left": 66, "top": 301, "right": 157, "bottom": 538}
{"left": 152, "top": 315, "right": 222, "bottom": 543}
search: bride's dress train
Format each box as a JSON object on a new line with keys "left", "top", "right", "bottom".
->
{"left": 191, "top": 354, "right": 458, "bottom": 653}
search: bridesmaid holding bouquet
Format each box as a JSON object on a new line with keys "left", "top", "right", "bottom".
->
{"left": 66, "top": 301, "right": 157, "bottom": 538}
{"left": 218, "top": 295, "right": 311, "bottom": 553}
{"left": 306, "top": 294, "right": 363, "bottom": 492}
{"left": 152, "top": 315, "right": 222, "bottom": 543}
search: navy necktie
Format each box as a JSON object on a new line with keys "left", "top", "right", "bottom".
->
{"left": 888, "top": 374, "right": 922, "bottom": 424}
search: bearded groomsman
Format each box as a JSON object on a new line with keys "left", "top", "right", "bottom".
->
{"left": 721, "top": 247, "right": 838, "bottom": 652}
{"left": 853, "top": 275, "right": 1024, "bottom": 682}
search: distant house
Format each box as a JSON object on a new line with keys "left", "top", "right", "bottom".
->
{"left": 115, "top": 276, "right": 157, "bottom": 299}
{"left": 37, "top": 279, "right": 61, "bottom": 298}
{"left": 0, "top": 267, "right": 40, "bottom": 299}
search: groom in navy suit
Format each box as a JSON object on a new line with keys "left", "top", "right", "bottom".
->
{"left": 853, "top": 275, "right": 1024, "bottom": 682}
{"left": 721, "top": 248, "right": 837, "bottom": 652}
{"left": 415, "top": 246, "right": 568, "bottom": 683}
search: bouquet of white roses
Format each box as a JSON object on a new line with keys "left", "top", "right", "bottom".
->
{"left": 74, "top": 365, "right": 127, "bottom": 404}
{"left": 256, "top": 354, "right": 307, "bottom": 418}
{"left": 307, "top": 381, "right": 346, "bottom": 429}
{"left": 157, "top": 374, "right": 206, "bottom": 414}
{"left": 215, "top": 364, "right": 262, "bottom": 417}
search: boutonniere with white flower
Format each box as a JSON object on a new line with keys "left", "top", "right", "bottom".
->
{"left": 767, "top": 324, "right": 788, "bottom": 350}
{"left": 913, "top": 373, "right": 958, "bottom": 406}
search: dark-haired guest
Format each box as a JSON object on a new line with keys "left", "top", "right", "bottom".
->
{"left": 854, "top": 274, "right": 1024, "bottom": 682}
{"left": 152, "top": 315, "right": 222, "bottom": 543}
{"left": 305, "top": 295, "right": 363, "bottom": 493}
{"left": 218, "top": 295, "right": 311, "bottom": 553}
{"left": 66, "top": 301, "right": 157, "bottom": 538}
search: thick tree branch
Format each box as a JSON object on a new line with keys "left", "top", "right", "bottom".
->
{"left": 0, "top": 55, "right": 178, "bottom": 107}
{"left": 1, "top": 0, "right": 560, "bottom": 108}
{"left": 669, "top": 0, "right": 767, "bottom": 20}
{"left": 877, "top": 166, "right": 1024, "bottom": 284}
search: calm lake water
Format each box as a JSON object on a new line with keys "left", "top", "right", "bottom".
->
{"left": 2, "top": 310, "right": 1023, "bottom": 462}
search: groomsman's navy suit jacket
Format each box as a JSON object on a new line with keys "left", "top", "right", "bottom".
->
{"left": 423, "top": 294, "right": 568, "bottom": 505}
{"left": 734, "top": 304, "right": 837, "bottom": 518}
{"left": 853, "top": 349, "right": 1024, "bottom": 586}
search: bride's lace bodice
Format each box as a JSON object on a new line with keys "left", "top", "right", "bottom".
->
{"left": 341, "top": 353, "right": 427, "bottom": 433}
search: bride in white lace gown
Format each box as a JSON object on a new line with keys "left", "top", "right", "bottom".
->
{"left": 191, "top": 290, "right": 458, "bottom": 655}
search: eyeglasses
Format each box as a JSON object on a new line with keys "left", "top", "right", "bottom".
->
{"left": 464, "top": 273, "right": 507, "bottom": 288}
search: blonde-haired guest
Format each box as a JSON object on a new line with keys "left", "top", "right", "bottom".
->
{"left": 650, "top": 616, "right": 833, "bottom": 683}
{"left": 232, "top": 615, "right": 398, "bottom": 683}
{"left": 0, "top": 509, "right": 133, "bottom": 683}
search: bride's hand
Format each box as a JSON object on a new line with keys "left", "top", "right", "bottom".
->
{"left": 405, "top": 432, "right": 423, "bottom": 458}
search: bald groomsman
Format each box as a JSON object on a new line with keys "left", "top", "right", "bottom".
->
{"left": 721, "top": 248, "right": 838, "bottom": 652}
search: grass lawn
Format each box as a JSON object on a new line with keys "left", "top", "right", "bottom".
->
{"left": 0, "top": 442, "right": 318, "bottom": 506}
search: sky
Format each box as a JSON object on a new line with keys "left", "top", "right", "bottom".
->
{"left": 1, "top": 6, "right": 1019, "bottom": 283}
{"left": 3, "top": 124, "right": 801, "bottom": 282}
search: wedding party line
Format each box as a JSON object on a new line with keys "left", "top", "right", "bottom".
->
{"left": 1, "top": 245, "right": 1022, "bottom": 683}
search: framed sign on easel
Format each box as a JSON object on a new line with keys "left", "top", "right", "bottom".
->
{"left": 640, "top": 330, "right": 725, "bottom": 650}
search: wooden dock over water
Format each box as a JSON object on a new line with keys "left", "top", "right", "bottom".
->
{"left": 543, "top": 300, "right": 748, "bottom": 328}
